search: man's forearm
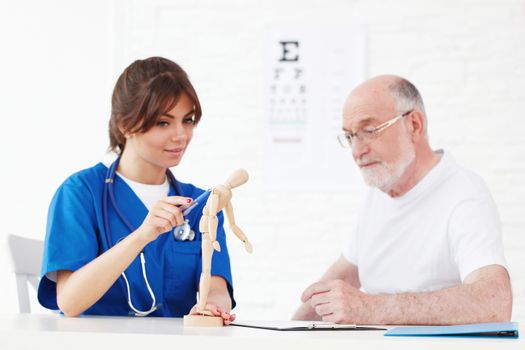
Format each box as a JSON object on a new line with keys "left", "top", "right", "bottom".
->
{"left": 369, "top": 273, "right": 512, "bottom": 325}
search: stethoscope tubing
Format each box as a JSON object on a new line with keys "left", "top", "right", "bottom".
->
{"left": 103, "top": 157, "right": 186, "bottom": 246}
{"left": 102, "top": 157, "right": 182, "bottom": 316}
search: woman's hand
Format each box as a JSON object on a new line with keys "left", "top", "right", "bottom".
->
{"left": 189, "top": 303, "right": 236, "bottom": 325}
{"left": 136, "top": 196, "right": 192, "bottom": 243}
{"left": 189, "top": 276, "right": 235, "bottom": 325}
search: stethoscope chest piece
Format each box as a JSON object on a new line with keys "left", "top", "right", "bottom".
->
{"left": 171, "top": 189, "right": 211, "bottom": 242}
{"left": 173, "top": 220, "right": 195, "bottom": 241}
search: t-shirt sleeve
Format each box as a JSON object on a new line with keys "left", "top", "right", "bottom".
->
{"left": 448, "top": 194, "right": 507, "bottom": 282}
{"left": 210, "top": 210, "right": 236, "bottom": 308}
{"left": 38, "top": 179, "right": 99, "bottom": 310}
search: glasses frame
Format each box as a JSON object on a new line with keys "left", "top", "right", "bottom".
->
{"left": 337, "top": 110, "right": 413, "bottom": 148}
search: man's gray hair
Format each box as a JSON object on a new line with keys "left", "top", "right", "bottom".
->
{"left": 389, "top": 78, "right": 427, "bottom": 132}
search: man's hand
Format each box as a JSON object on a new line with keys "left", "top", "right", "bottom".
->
{"left": 301, "top": 279, "right": 372, "bottom": 324}
{"left": 293, "top": 256, "right": 361, "bottom": 321}
{"left": 189, "top": 303, "right": 236, "bottom": 325}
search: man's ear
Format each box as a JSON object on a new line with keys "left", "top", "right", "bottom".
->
{"left": 408, "top": 110, "right": 426, "bottom": 140}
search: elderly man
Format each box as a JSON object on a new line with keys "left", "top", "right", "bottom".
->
{"left": 293, "top": 75, "right": 512, "bottom": 325}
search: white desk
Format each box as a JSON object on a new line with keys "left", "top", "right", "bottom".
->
{"left": 0, "top": 314, "right": 521, "bottom": 350}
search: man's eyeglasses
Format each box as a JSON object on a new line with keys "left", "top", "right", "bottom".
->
{"left": 337, "top": 110, "right": 412, "bottom": 148}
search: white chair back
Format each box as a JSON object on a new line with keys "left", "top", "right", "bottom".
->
{"left": 7, "top": 234, "right": 44, "bottom": 313}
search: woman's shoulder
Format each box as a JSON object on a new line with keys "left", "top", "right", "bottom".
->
{"left": 60, "top": 163, "right": 107, "bottom": 191}
{"left": 49, "top": 163, "right": 107, "bottom": 209}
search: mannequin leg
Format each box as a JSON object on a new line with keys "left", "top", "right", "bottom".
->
{"left": 197, "top": 232, "right": 214, "bottom": 313}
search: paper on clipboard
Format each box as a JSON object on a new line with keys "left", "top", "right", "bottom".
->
{"left": 231, "top": 320, "right": 386, "bottom": 331}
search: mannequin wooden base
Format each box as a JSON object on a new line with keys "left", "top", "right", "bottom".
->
{"left": 183, "top": 314, "right": 224, "bottom": 327}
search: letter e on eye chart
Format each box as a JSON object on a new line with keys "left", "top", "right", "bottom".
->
{"left": 265, "top": 25, "right": 365, "bottom": 191}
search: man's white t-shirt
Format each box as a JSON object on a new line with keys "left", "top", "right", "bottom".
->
{"left": 343, "top": 150, "right": 507, "bottom": 294}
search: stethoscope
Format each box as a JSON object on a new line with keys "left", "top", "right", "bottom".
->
{"left": 102, "top": 157, "right": 205, "bottom": 316}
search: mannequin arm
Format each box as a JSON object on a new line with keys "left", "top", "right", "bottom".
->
{"left": 224, "top": 201, "right": 252, "bottom": 253}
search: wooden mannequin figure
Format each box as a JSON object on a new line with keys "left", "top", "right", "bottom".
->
{"left": 183, "top": 169, "right": 253, "bottom": 327}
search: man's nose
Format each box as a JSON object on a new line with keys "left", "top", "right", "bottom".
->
{"left": 351, "top": 138, "right": 369, "bottom": 160}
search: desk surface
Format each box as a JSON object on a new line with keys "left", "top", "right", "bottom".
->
{"left": 0, "top": 314, "right": 522, "bottom": 350}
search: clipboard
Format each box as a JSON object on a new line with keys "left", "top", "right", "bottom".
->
{"left": 231, "top": 320, "right": 386, "bottom": 331}
{"left": 384, "top": 322, "right": 519, "bottom": 338}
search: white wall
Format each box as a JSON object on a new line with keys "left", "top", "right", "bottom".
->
{"left": 0, "top": 0, "right": 112, "bottom": 312}
{"left": 1, "top": 0, "right": 524, "bottom": 321}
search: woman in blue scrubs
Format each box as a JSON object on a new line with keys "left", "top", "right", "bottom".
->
{"left": 38, "top": 57, "right": 236, "bottom": 323}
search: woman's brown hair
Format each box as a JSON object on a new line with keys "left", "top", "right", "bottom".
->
{"left": 108, "top": 57, "right": 202, "bottom": 154}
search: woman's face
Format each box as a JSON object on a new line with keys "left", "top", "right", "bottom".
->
{"left": 124, "top": 93, "right": 196, "bottom": 172}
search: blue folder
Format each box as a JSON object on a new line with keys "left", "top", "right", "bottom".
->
{"left": 384, "top": 322, "right": 519, "bottom": 338}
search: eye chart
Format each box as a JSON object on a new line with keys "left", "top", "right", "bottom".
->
{"left": 265, "top": 26, "right": 366, "bottom": 191}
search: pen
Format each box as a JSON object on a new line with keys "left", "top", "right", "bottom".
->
{"left": 182, "top": 189, "right": 212, "bottom": 216}
{"left": 309, "top": 323, "right": 357, "bottom": 329}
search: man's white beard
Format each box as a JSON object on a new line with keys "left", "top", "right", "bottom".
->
{"left": 359, "top": 133, "right": 416, "bottom": 191}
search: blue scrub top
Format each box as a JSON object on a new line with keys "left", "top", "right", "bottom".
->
{"left": 38, "top": 163, "right": 235, "bottom": 317}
